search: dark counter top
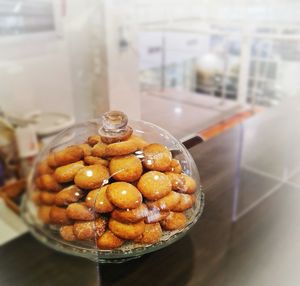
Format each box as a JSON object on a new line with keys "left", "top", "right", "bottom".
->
{"left": 1, "top": 98, "right": 300, "bottom": 286}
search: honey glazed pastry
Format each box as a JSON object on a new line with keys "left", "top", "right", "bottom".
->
{"left": 74, "top": 165, "right": 109, "bottom": 189}
{"left": 134, "top": 223, "right": 162, "bottom": 244}
{"left": 48, "top": 146, "right": 83, "bottom": 168}
{"left": 160, "top": 212, "right": 187, "bottom": 231}
{"left": 85, "top": 186, "right": 115, "bottom": 213}
{"left": 105, "top": 139, "right": 137, "bottom": 157}
{"left": 87, "top": 134, "right": 101, "bottom": 146}
{"left": 129, "top": 135, "right": 148, "bottom": 150}
{"left": 78, "top": 143, "right": 92, "bottom": 157}
{"left": 109, "top": 154, "right": 143, "bottom": 182}
{"left": 137, "top": 171, "right": 172, "bottom": 200}
{"left": 172, "top": 194, "right": 196, "bottom": 212}
{"left": 49, "top": 206, "right": 72, "bottom": 225}
{"left": 91, "top": 143, "right": 107, "bottom": 157}
{"left": 73, "top": 218, "right": 106, "bottom": 240}
{"left": 38, "top": 174, "right": 62, "bottom": 192}
{"left": 166, "top": 159, "right": 182, "bottom": 174}
{"left": 39, "top": 191, "right": 56, "bottom": 205}
{"left": 145, "top": 208, "right": 169, "bottom": 224}
{"left": 97, "top": 230, "right": 124, "bottom": 250}
{"left": 106, "top": 182, "right": 142, "bottom": 209}
{"left": 55, "top": 185, "right": 85, "bottom": 207}
{"left": 166, "top": 172, "right": 196, "bottom": 194}
{"left": 37, "top": 206, "right": 51, "bottom": 224}
{"left": 60, "top": 225, "right": 76, "bottom": 241}
{"left": 84, "top": 156, "right": 108, "bottom": 166}
{"left": 143, "top": 143, "right": 172, "bottom": 171}
{"left": 66, "top": 203, "right": 96, "bottom": 221}
{"left": 54, "top": 161, "right": 84, "bottom": 183}
{"left": 36, "top": 160, "right": 53, "bottom": 176}
{"left": 146, "top": 191, "right": 181, "bottom": 211}
{"left": 111, "top": 203, "right": 148, "bottom": 223}
{"left": 108, "top": 218, "right": 145, "bottom": 240}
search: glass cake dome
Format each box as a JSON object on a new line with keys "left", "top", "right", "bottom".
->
{"left": 21, "top": 111, "right": 204, "bottom": 263}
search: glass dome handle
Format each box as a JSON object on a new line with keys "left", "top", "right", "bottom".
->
{"left": 99, "top": 111, "right": 132, "bottom": 143}
{"left": 102, "top": 111, "right": 128, "bottom": 133}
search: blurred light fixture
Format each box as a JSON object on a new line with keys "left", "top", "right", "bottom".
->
{"left": 174, "top": 107, "right": 182, "bottom": 115}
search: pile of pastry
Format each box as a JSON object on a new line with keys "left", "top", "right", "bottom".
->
{"left": 34, "top": 134, "right": 196, "bottom": 250}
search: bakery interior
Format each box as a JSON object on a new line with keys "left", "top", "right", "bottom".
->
{"left": 1, "top": 0, "right": 300, "bottom": 285}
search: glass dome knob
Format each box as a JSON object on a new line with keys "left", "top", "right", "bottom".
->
{"left": 99, "top": 111, "right": 132, "bottom": 143}
{"left": 102, "top": 111, "right": 128, "bottom": 133}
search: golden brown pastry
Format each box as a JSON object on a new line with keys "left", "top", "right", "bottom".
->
{"left": 59, "top": 225, "right": 76, "bottom": 241}
{"left": 180, "top": 174, "right": 197, "bottom": 194}
{"left": 47, "top": 153, "right": 57, "bottom": 168}
{"left": 74, "top": 165, "right": 109, "bottom": 189}
{"left": 73, "top": 217, "right": 106, "bottom": 240}
{"left": 37, "top": 160, "right": 53, "bottom": 175}
{"left": 109, "top": 155, "right": 143, "bottom": 182}
{"left": 105, "top": 139, "right": 137, "bottom": 157}
{"left": 91, "top": 143, "right": 107, "bottom": 157}
{"left": 172, "top": 194, "right": 196, "bottom": 212}
{"left": 85, "top": 186, "right": 114, "bottom": 213}
{"left": 66, "top": 203, "right": 96, "bottom": 221}
{"left": 39, "top": 191, "right": 56, "bottom": 205}
{"left": 111, "top": 203, "right": 148, "bottom": 223}
{"left": 54, "top": 161, "right": 84, "bottom": 183}
{"left": 166, "top": 159, "right": 182, "bottom": 174}
{"left": 48, "top": 146, "right": 84, "bottom": 167}
{"left": 134, "top": 223, "right": 162, "bottom": 244}
{"left": 130, "top": 135, "right": 148, "bottom": 150}
{"left": 37, "top": 205, "right": 51, "bottom": 223}
{"left": 166, "top": 173, "right": 196, "bottom": 194}
{"left": 55, "top": 185, "right": 85, "bottom": 206}
{"left": 145, "top": 208, "right": 169, "bottom": 224}
{"left": 143, "top": 143, "right": 172, "bottom": 171}
{"left": 84, "top": 156, "right": 108, "bottom": 166}
{"left": 87, "top": 134, "right": 101, "bottom": 146}
{"left": 35, "top": 177, "right": 44, "bottom": 190}
{"left": 31, "top": 191, "right": 41, "bottom": 205}
{"left": 166, "top": 172, "right": 184, "bottom": 190}
{"left": 160, "top": 212, "right": 187, "bottom": 230}
{"left": 108, "top": 218, "right": 145, "bottom": 240}
{"left": 146, "top": 191, "right": 181, "bottom": 211}
{"left": 49, "top": 206, "right": 72, "bottom": 225}
{"left": 78, "top": 143, "right": 92, "bottom": 156}
{"left": 106, "top": 182, "right": 142, "bottom": 209}
{"left": 39, "top": 174, "right": 62, "bottom": 192}
{"left": 97, "top": 230, "right": 124, "bottom": 250}
{"left": 137, "top": 171, "right": 171, "bottom": 200}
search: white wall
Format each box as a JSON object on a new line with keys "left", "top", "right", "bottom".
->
{"left": 97, "top": 0, "right": 141, "bottom": 120}
{"left": 0, "top": 0, "right": 75, "bottom": 120}
{"left": 61, "top": 0, "right": 141, "bottom": 121}
{"left": 0, "top": 35, "right": 74, "bottom": 117}
{"left": 0, "top": 0, "right": 141, "bottom": 122}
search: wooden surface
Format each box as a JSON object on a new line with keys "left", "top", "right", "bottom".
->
{"left": 1, "top": 98, "right": 300, "bottom": 286}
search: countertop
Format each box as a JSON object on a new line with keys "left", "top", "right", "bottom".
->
{"left": 1, "top": 98, "right": 300, "bottom": 286}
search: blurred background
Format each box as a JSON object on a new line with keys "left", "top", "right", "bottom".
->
{"left": 1, "top": 0, "right": 300, "bottom": 249}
